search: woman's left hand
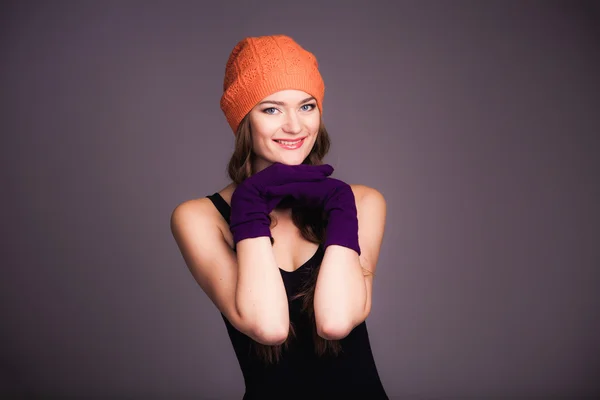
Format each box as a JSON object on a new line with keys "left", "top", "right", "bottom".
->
{"left": 265, "top": 176, "right": 361, "bottom": 255}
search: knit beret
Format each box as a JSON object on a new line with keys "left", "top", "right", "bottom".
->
{"left": 220, "top": 34, "right": 325, "bottom": 134}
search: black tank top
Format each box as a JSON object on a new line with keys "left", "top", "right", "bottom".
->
{"left": 207, "top": 193, "right": 389, "bottom": 400}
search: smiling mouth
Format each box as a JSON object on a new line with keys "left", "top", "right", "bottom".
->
{"left": 273, "top": 138, "right": 305, "bottom": 149}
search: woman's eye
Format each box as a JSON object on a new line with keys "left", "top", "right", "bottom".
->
{"left": 263, "top": 107, "right": 278, "bottom": 114}
{"left": 301, "top": 103, "right": 316, "bottom": 111}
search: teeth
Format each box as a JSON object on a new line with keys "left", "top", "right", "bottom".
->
{"left": 276, "top": 139, "right": 301, "bottom": 145}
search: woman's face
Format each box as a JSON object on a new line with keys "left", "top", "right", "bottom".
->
{"left": 248, "top": 89, "right": 320, "bottom": 173}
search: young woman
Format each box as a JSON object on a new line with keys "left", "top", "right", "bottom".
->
{"left": 171, "top": 34, "right": 388, "bottom": 399}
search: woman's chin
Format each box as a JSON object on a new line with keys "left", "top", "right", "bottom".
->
{"left": 277, "top": 154, "right": 309, "bottom": 165}
{"left": 255, "top": 154, "right": 308, "bottom": 170}
{"left": 278, "top": 161, "right": 303, "bottom": 166}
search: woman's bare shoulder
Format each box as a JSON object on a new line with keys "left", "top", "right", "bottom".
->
{"left": 349, "top": 183, "right": 385, "bottom": 203}
{"left": 170, "top": 183, "right": 236, "bottom": 227}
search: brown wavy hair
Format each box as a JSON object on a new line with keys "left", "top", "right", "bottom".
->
{"left": 227, "top": 113, "right": 367, "bottom": 365}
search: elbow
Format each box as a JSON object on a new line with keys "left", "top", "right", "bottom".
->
{"left": 316, "top": 319, "right": 353, "bottom": 341}
{"left": 235, "top": 301, "right": 289, "bottom": 345}
{"left": 315, "top": 305, "right": 368, "bottom": 340}
{"left": 251, "top": 322, "right": 289, "bottom": 345}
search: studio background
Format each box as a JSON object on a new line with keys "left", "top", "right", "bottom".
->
{"left": 2, "top": 1, "right": 599, "bottom": 399}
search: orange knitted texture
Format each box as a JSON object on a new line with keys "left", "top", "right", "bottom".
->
{"left": 220, "top": 34, "right": 325, "bottom": 134}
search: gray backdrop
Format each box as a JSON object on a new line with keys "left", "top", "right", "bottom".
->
{"left": 2, "top": 0, "right": 599, "bottom": 399}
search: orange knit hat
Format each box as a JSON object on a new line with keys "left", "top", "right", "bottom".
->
{"left": 220, "top": 34, "right": 325, "bottom": 134}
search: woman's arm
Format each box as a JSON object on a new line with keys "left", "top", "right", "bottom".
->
{"left": 235, "top": 236, "right": 290, "bottom": 343}
{"left": 170, "top": 199, "right": 289, "bottom": 345}
{"left": 314, "top": 185, "right": 387, "bottom": 340}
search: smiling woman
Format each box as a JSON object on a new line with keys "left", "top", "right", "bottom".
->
{"left": 170, "top": 34, "right": 388, "bottom": 399}
{"left": 249, "top": 90, "right": 321, "bottom": 168}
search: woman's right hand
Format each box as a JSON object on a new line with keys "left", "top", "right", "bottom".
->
{"left": 230, "top": 162, "right": 333, "bottom": 244}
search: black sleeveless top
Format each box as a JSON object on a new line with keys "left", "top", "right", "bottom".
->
{"left": 207, "top": 193, "right": 389, "bottom": 400}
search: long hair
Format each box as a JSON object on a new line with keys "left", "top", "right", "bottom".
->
{"left": 227, "top": 114, "right": 366, "bottom": 365}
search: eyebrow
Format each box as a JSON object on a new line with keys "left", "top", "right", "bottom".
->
{"left": 257, "top": 96, "right": 316, "bottom": 106}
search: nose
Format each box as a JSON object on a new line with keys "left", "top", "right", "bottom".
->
{"left": 282, "top": 111, "right": 302, "bottom": 134}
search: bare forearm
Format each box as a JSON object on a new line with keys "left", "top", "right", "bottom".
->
{"left": 235, "top": 237, "right": 289, "bottom": 341}
{"left": 314, "top": 245, "right": 367, "bottom": 339}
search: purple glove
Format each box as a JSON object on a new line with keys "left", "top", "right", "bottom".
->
{"left": 229, "top": 162, "right": 334, "bottom": 245}
{"left": 264, "top": 177, "right": 361, "bottom": 255}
